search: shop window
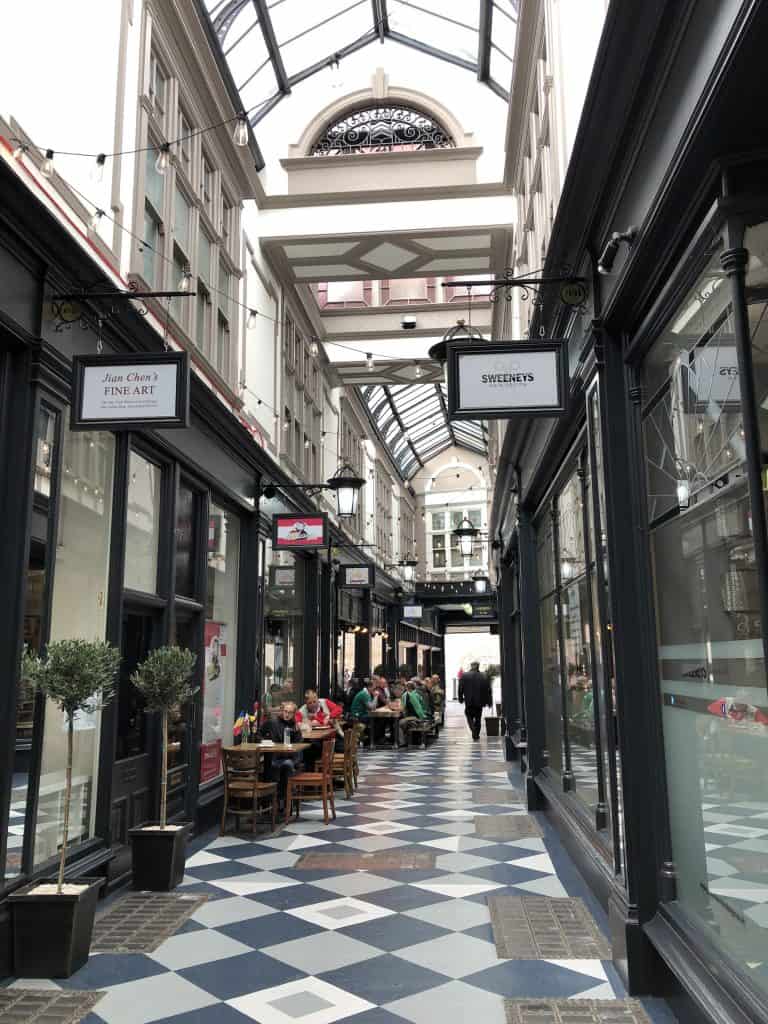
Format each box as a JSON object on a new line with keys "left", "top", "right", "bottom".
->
{"left": 175, "top": 482, "right": 197, "bottom": 598}
{"left": 124, "top": 450, "right": 162, "bottom": 594}
{"left": 643, "top": 230, "right": 768, "bottom": 988}
{"left": 202, "top": 505, "right": 240, "bottom": 784}
{"left": 34, "top": 427, "right": 115, "bottom": 868}
{"left": 263, "top": 544, "right": 305, "bottom": 710}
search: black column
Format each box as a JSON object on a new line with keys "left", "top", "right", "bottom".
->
{"left": 318, "top": 557, "right": 333, "bottom": 698}
{"left": 355, "top": 592, "right": 371, "bottom": 678}
{"left": 386, "top": 604, "right": 399, "bottom": 679}
{"left": 597, "top": 325, "right": 672, "bottom": 992}
{"left": 498, "top": 559, "right": 520, "bottom": 759}
{"left": 303, "top": 553, "right": 320, "bottom": 691}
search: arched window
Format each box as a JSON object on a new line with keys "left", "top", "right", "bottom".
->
{"left": 310, "top": 104, "right": 455, "bottom": 157}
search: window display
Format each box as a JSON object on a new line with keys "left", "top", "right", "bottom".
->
{"left": 124, "top": 451, "right": 161, "bottom": 594}
{"left": 34, "top": 427, "right": 114, "bottom": 868}
{"left": 202, "top": 504, "right": 240, "bottom": 783}
{"left": 644, "top": 235, "right": 768, "bottom": 992}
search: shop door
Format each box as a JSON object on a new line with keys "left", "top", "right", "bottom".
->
{"left": 109, "top": 609, "right": 160, "bottom": 879}
{"left": 169, "top": 613, "right": 200, "bottom": 818}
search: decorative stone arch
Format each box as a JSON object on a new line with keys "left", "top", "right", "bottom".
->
{"left": 425, "top": 461, "right": 488, "bottom": 495}
{"left": 288, "top": 77, "right": 474, "bottom": 158}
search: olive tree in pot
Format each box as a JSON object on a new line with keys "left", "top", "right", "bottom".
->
{"left": 10, "top": 639, "right": 119, "bottom": 978}
{"left": 129, "top": 646, "right": 197, "bottom": 891}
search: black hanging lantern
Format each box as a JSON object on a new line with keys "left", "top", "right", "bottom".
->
{"left": 453, "top": 516, "right": 479, "bottom": 558}
{"left": 326, "top": 463, "right": 365, "bottom": 517}
{"left": 429, "top": 318, "right": 485, "bottom": 381}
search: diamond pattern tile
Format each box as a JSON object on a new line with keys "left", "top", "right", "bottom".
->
{"left": 4, "top": 706, "right": 672, "bottom": 1024}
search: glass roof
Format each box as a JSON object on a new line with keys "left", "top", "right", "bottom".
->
{"left": 199, "top": 0, "right": 517, "bottom": 129}
{"left": 360, "top": 382, "right": 487, "bottom": 479}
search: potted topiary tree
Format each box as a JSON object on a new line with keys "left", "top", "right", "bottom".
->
{"left": 129, "top": 646, "right": 197, "bottom": 891}
{"left": 10, "top": 639, "right": 120, "bottom": 978}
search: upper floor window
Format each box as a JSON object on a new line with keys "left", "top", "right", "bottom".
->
{"left": 149, "top": 52, "right": 168, "bottom": 127}
{"left": 310, "top": 105, "right": 455, "bottom": 157}
{"left": 201, "top": 155, "right": 214, "bottom": 218}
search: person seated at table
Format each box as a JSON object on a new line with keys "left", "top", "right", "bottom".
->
{"left": 398, "top": 680, "right": 428, "bottom": 746}
{"left": 350, "top": 678, "right": 376, "bottom": 721}
{"left": 298, "top": 690, "right": 345, "bottom": 753}
{"left": 259, "top": 702, "right": 303, "bottom": 797}
{"left": 418, "top": 676, "right": 435, "bottom": 715}
{"left": 298, "top": 690, "right": 343, "bottom": 727}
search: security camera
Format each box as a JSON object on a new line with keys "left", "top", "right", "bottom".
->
{"left": 401, "top": 315, "right": 417, "bottom": 330}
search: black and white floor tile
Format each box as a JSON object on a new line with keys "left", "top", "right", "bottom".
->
{"left": 7, "top": 706, "right": 678, "bottom": 1024}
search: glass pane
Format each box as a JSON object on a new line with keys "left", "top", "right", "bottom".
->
{"left": 540, "top": 594, "right": 563, "bottom": 780}
{"left": 175, "top": 483, "right": 197, "bottom": 597}
{"left": 263, "top": 546, "right": 305, "bottom": 710}
{"left": 124, "top": 451, "right": 161, "bottom": 594}
{"left": 467, "top": 508, "right": 482, "bottom": 528}
{"left": 174, "top": 187, "right": 190, "bottom": 251}
{"left": 34, "top": 428, "right": 114, "bottom": 868}
{"left": 6, "top": 411, "right": 58, "bottom": 881}
{"left": 202, "top": 505, "right": 240, "bottom": 782}
{"left": 646, "top": 228, "right": 768, "bottom": 989}
{"left": 326, "top": 281, "right": 365, "bottom": 304}
{"left": 142, "top": 207, "right": 159, "bottom": 287}
{"left": 558, "top": 473, "right": 586, "bottom": 581}
{"left": 537, "top": 513, "right": 555, "bottom": 596}
{"left": 432, "top": 512, "right": 445, "bottom": 531}
{"left": 199, "top": 231, "right": 212, "bottom": 283}
{"left": 563, "top": 579, "right": 598, "bottom": 813}
{"left": 450, "top": 510, "right": 464, "bottom": 530}
{"left": 145, "top": 148, "right": 164, "bottom": 211}
{"left": 34, "top": 408, "right": 56, "bottom": 497}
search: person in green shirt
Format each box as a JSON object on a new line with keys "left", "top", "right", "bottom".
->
{"left": 398, "top": 679, "right": 428, "bottom": 746}
{"left": 350, "top": 680, "right": 376, "bottom": 721}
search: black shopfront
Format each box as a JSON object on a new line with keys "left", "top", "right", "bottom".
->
{"left": 0, "top": 159, "right": 272, "bottom": 972}
{"left": 492, "top": 3, "right": 768, "bottom": 1023}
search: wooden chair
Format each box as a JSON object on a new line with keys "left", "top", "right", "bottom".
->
{"left": 221, "top": 747, "right": 277, "bottom": 835}
{"left": 350, "top": 722, "right": 365, "bottom": 789}
{"left": 332, "top": 728, "right": 354, "bottom": 798}
{"left": 285, "top": 738, "right": 336, "bottom": 825}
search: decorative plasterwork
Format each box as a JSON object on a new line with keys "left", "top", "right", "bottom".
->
{"left": 263, "top": 228, "right": 503, "bottom": 284}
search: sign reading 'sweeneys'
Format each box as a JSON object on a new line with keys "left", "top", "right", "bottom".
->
{"left": 446, "top": 341, "right": 567, "bottom": 420}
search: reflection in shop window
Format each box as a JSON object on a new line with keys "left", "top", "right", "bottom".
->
{"left": 263, "top": 543, "right": 305, "bottom": 713}
{"left": 202, "top": 505, "right": 239, "bottom": 784}
{"left": 34, "top": 427, "right": 114, "bottom": 868}
{"left": 645, "top": 229, "right": 768, "bottom": 992}
{"left": 124, "top": 451, "right": 161, "bottom": 594}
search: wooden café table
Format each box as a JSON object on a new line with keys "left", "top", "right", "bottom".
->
{"left": 367, "top": 708, "right": 402, "bottom": 749}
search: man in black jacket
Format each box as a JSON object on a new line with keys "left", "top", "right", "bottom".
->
{"left": 458, "top": 662, "right": 492, "bottom": 740}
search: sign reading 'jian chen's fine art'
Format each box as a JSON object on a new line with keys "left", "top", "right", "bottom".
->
{"left": 71, "top": 351, "right": 190, "bottom": 430}
{"left": 446, "top": 340, "right": 567, "bottom": 420}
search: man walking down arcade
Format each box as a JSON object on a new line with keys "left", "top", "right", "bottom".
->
{"left": 458, "top": 661, "right": 492, "bottom": 740}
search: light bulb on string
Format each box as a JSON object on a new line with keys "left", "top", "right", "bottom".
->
{"left": 366, "top": 353, "right": 375, "bottom": 372}
{"left": 178, "top": 268, "right": 192, "bottom": 292}
{"left": 246, "top": 309, "right": 258, "bottom": 329}
{"left": 310, "top": 340, "right": 319, "bottom": 357}
{"left": 328, "top": 54, "right": 343, "bottom": 90}
{"left": 12, "top": 141, "right": 27, "bottom": 160}
{"left": 304, "top": 438, "right": 311, "bottom": 450}
{"left": 89, "top": 209, "right": 104, "bottom": 232}
{"left": 233, "top": 115, "right": 249, "bottom": 147}
{"left": 41, "top": 149, "right": 55, "bottom": 178}
{"left": 155, "top": 143, "right": 170, "bottom": 175}
{"left": 92, "top": 153, "right": 106, "bottom": 183}
{"left": 414, "top": 363, "right": 423, "bottom": 378}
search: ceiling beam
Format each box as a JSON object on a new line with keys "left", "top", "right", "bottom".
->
{"left": 477, "top": 0, "right": 493, "bottom": 82}
{"left": 372, "top": 0, "right": 389, "bottom": 40}
{"left": 387, "top": 31, "right": 477, "bottom": 74}
{"left": 213, "top": 0, "right": 251, "bottom": 42}
{"left": 252, "top": 0, "right": 291, "bottom": 95}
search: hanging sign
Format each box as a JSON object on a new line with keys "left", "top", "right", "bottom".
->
{"left": 71, "top": 351, "right": 190, "bottom": 430}
{"left": 341, "top": 564, "right": 374, "bottom": 588}
{"left": 270, "top": 566, "right": 296, "bottom": 588}
{"left": 272, "top": 513, "right": 329, "bottom": 549}
{"left": 446, "top": 341, "right": 567, "bottom": 420}
{"left": 403, "top": 605, "right": 422, "bottom": 619}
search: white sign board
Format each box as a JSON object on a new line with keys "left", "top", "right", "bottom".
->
{"left": 447, "top": 341, "right": 567, "bottom": 420}
{"left": 71, "top": 352, "right": 189, "bottom": 430}
{"left": 344, "top": 566, "right": 372, "bottom": 587}
{"left": 403, "top": 605, "right": 422, "bottom": 618}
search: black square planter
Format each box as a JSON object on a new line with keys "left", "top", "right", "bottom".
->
{"left": 10, "top": 877, "right": 102, "bottom": 978}
{"left": 129, "top": 825, "right": 190, "bottom": 891}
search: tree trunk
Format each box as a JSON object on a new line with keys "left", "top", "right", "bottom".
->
{"left": 57, "top": 715, "right": 74, "bottom": 893}
{"left": 160, "top": 708, "right": 168, "bottom": 829}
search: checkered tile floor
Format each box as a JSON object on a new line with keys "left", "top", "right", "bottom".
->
{"left": 6, "top": 705, "right": 677, "bottom": 1024}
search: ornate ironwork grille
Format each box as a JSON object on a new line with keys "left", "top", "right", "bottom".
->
{"left": 310, "top": 106, "right": 455, "bottom": 156}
